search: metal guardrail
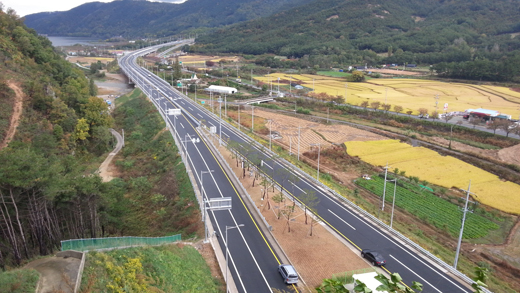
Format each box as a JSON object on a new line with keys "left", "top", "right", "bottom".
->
{"left": 120, "top": 48, "right": 488, "bottom": 292}
{"left": 61, "top": 235, "right": 181, "bottom": 252}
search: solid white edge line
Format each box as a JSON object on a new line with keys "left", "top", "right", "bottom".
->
{"left": 389, "top": 255, "right": 442, "bottom": 293}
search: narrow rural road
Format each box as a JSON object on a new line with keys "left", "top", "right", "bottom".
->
{"left": 98, "top": 128, "right": 124, "bottom": 182}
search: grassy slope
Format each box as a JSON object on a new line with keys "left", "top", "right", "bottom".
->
{"left": 80, "top": 245, "right": 222, "bottom": 292}
{"left": 0, "top": 269, "right": 39, "bottom": 293}
{"left": 106, "top": 89, "right": 202, "bottom": 237}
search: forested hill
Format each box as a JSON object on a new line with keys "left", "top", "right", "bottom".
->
{"left": 194, "top": 0, "right": 520, "bottom": 65}
{"left": 23, "top": 0, "right": 314, "bottom": 38}
{"left": 0, "top": 5, "right": 115, "bottom": 267}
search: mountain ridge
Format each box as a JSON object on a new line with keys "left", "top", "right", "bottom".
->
{"left": 192, "top": 0, "right": 520, "bottom": 65}
{"left": 24, "top": 0, "right": 314, "bottom": 38}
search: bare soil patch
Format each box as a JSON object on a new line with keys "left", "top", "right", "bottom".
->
{"left": 252, "top": 109, "right": 386, "bottom": 156}
{"left": 0, "top": 81, "right": 24, "bottom": 150}
{"left": 179, "top": 54, "right": 240, "bottom": 63}
{"left": 498, "top": 144, "right": 520, "bottom": 167}
{"left": 214, "top": 139, "right": 372, "bottom": 290}
{"left": 67, "top": 56, "right": 114, "bottom": 64}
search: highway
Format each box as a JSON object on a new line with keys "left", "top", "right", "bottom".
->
{"left": 120, "top": 43, "right": 478, "bottom": 293}
{"left": 120, "top": 42, "right": 296, "bottom": 293}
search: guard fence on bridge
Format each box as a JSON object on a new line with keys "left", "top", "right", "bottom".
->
{"left": 61, "top": 234, "right": 182, "bottom": 252}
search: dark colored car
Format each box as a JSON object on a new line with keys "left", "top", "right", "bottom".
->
{"left": 361, "top": 249, "right": 386, "bottom": 266}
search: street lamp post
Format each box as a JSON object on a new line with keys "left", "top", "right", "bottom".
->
{"left": 310, "top": 143, "right": 321, "bottom": 181}
{"left": 382, "top": 163, "right": 390, "bottom": 212}
{"left": 268, "top": 119, "right": 273, "bottom": 151}
{"left": 218, "top": 96, "right": 223, "bottom": 146}
{"left": 201, "top": 170, "right": 214, "bottom": 242}
{"left": 225, "top": 224, "right": 244, "bottom": 293}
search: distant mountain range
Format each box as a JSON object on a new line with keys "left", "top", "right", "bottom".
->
{"left": 194, "top": 0, "right": 520, "bottom": 62}
{"left": 24, "top": 0, "right": 314, "bottom": 38}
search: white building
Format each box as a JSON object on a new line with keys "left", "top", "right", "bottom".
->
{"left": 205, "top": 85, "right": 238, "bottom": 94}
{"left": 349, "top": 272, "right": 388, "bottom": 293}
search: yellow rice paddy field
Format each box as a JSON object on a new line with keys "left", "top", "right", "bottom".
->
{"left": 344, "top": 140, "right": 520, "bottom": 214}
{"left": 256, "top": 74, "right": 520, "bottom": 117}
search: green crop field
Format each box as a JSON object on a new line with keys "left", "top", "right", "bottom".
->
{"left": 356, "top": 176, "right": 499, "bottom": 239}
{"left": 80, "top": 245, "right": 222, "bottom": 292}
{"left": 317, "top": 71, "right": 351, "bottom": 77}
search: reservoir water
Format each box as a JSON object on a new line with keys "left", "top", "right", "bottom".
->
{"left": 47, "top": 36, "right": 103, "bottom": 47}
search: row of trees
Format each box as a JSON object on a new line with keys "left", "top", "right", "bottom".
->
{"left": 225, "top": 138, "right": 321, "bottom": 235}
{"left": 433, "top": 55, "right": 520, "bottom": 82}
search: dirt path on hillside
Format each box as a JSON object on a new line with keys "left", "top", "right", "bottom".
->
{"left": 0, "top": 81, "right": 24, "bottom": 150}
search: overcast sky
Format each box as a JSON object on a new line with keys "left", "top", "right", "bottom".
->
{"left": 2, "top": 0, "right": 186, "bottom": 17}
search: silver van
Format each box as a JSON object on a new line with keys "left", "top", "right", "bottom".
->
{"left": 278, "top": 264, "right": 298, "bottom": 284}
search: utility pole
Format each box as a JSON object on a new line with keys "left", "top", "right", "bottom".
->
{"left": 310, "top": 143, "right": 321, "bottom": 181}
{"left": 379, "top": 163, "right": 390, "bottom": 218}
{"left": 238, "top": 106, "right": 241, "bottom": 131}
{"left": 454, "top": 180, "right": 475, "bottom": 270}
{"left": 390, "top": 179, "right": 397, "bottom": 228}
{"left": 345, "top": 83, "right": 348, "bottom": 104}
{"left": 435, "top": 94, "right": 440, "bottom": 116}
{"left": 327, "top": 108, "right": 329, "bottom": 123}
{"left": 225, "top": 94, "right": 227, "bottom": 117}
{"left": 251, "top": 106, "right": 254, "bottom": 132}
{"left": 289, "top": 136, "right": 292, "bottom": 156}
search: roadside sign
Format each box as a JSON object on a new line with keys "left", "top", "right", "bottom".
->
{"left": 444, "top": 103, "right": 448, "bottom": 110}
{"left": 168, "top": 109, "right": 181, "bottom": 116}
{"left": 207, "top": 197, "right": 232, "bottom": 211}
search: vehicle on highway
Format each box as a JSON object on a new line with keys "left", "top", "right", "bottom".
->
{"left": 418, "top": 113, "right": 429, "bottom": 119}
{"left": 278, "top": 264, "right": 298, "bottom": 284}
{"left": 361, "top": 249, "right": 386, "bottom": 266}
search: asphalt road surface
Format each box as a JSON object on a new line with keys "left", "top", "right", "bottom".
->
{"left": 120, "top": 43, "right": 478, "bottom": 293}
{"left": 120, "top": 43, "right": 297, "bottom": 293}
